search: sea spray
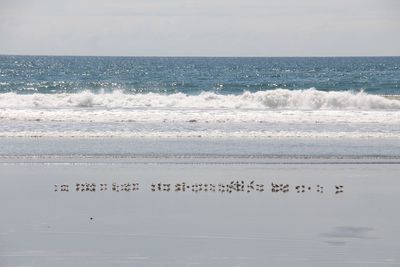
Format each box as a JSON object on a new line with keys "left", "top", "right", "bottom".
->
{"left": 1, "top": 89, "right": 400, "bottom": 110}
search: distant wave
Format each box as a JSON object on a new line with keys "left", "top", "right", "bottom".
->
{"left": 0, "top": 89, "right": 400, "bottom": 110}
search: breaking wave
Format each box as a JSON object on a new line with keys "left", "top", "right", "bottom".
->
{"left": 0, "top": 88, "right": 399, "bottom": 110}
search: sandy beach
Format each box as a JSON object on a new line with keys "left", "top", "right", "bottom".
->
{"left": 1, "top": 157, "right": 399, "bottom": 267}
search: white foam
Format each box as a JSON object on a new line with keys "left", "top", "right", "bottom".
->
{"left": 0, "top": 89, "right": 400, "bottom": 110}
{"left": 1, "top": 89, "right": 400, "bottom": 138}
{"left": 1, "top": 108, "right": 400, "bottom": 124}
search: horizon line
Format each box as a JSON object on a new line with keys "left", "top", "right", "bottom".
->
{"left": 1, "top": 53, "right": 400, "bottom": 58}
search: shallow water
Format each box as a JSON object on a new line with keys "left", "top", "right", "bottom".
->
{"left": 1, "top": 138, "right": 400, "bottom": 159}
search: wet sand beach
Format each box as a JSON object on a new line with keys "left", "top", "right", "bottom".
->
{"left": 1, "top": 157, "right": 399, "bottom": 267}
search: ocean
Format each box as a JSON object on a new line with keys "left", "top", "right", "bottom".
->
{"left": 1, "top": 55, "right": 400, "bottom": 157}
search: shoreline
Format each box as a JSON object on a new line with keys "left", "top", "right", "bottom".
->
{"left": 1, "top": 154, "right": 400, "bottom": 165}
{"left": 1, "top": 137, "right": 400, "bottom": 159}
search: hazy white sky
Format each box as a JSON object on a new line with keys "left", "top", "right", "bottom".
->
{"left": 0, "top": 0, "right": 399, "bottom": 56}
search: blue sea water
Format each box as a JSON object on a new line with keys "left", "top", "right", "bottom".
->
{"left": 1, "top": 56, "right": 400, "bottom": 95}
{"left": 0, "top": 55, "right": 400, "bottom": 157}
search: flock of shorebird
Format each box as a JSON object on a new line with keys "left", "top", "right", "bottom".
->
{"left": 54, "top": 181, "right": 344, "bottom": 194}
{"left": 151, "top": 180, "right": 265, "bottom": 193}
{"left": 54, "top": 182, "right": 140, "bottom": 192}
{"left": 150, "top": 181, "right": 344, "bottom": 194}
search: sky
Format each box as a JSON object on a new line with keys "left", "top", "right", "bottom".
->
{"left": 0, "top": 0, "right": 399, "bottom": 56}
